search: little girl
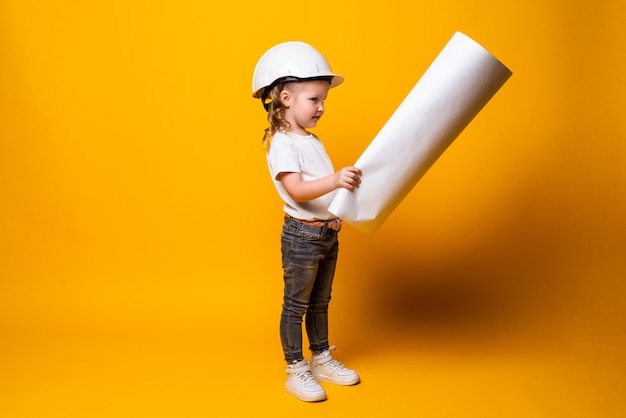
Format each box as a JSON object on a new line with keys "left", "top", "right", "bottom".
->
{"left": 252, "top": 41, "right": 362, "bottom": 402}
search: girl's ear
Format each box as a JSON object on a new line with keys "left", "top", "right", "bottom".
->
{"left": 279, "top": 90, "right": 291, "bottom": 108}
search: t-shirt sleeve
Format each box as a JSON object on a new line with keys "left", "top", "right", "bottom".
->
{"left": 267, "top": 138, "right": 301, "bottom": 181}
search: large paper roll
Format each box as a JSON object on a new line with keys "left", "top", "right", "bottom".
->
{"left": 328, "top": 32, "right": 512, "bottom": 234}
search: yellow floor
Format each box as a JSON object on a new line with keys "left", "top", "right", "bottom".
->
{"left": 2, "top": 304, "right": 624, "bottom": 417}
{"left": 2, "top": 216, "right": 625, "bottom": 417}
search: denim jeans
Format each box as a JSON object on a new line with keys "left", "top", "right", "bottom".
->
{"left": 280, "top": 215, "right": 340, "bottom": 363}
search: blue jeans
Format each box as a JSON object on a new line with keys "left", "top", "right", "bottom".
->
{"left": 280, "top": 215, "right": 340, "bottom": 363}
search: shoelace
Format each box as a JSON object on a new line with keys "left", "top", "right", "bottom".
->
{"left": 294, "top": 370, "right": 318, "bottom": 385}
{"left": 321, "top": 358, "right": 345, "bottom": 370}
{"left": 316, "top": 345, "right": 345, "bottom": 370}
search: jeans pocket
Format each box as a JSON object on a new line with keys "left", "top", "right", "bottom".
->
{"left": 296, "top": 229, "right": 322, "bottom": 240}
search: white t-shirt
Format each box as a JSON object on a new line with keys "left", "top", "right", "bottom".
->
{"left": 266, "top": 131, "right": 337, "bottom": 221}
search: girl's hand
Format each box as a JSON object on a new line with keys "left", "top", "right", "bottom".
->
{"left": 279, "top": 167, "right": 362, "bottom": 202}
{"left": 335, "top": 166, "right": 362, "bottom": 191}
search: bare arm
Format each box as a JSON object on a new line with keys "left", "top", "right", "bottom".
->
{"left": 278, "top": 166, "right": 362, "bottom": 202}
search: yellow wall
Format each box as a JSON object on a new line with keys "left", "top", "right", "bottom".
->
{"left": 1, "top": 1, "right": 625, "bottom": 417}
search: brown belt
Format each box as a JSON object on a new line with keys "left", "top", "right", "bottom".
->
{"left": 286, "top": 215, "right": 342, "bottom": 231}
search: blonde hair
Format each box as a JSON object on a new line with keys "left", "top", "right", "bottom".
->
{"left": 262, "top": 82, "right": 292, "bottom": 149}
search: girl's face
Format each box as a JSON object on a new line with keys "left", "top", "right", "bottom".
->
{"left": 280, "top": 80, "right": 330, "bottom": 136}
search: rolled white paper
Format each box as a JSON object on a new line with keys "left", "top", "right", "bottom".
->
{"left": 328, "top": 31, "right": 512, "bottom": 234}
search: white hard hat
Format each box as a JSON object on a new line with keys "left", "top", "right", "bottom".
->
{"left": 251, "top": 41, "right": 344, "bottom": 101}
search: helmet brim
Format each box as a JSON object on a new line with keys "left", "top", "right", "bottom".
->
{"left": 252, "top": 74, "right": 344, "bottom": 99}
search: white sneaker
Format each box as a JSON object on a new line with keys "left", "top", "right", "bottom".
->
{"left": 285, "top": 359, "right": 327, "bottom": 402}
{"left": 310, "top": 347, "right": 360, "bottom": 386}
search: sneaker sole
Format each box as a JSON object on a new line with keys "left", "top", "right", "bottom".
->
{"left": 285, "top": 386, "right": 327, "bottom": 402}
{"left": 313, "top": 375, "right": 360, "bottom": 386}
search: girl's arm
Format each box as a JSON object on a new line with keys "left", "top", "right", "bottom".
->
{"left": 278, "top": 166, "right": 362, "bottom": 202}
